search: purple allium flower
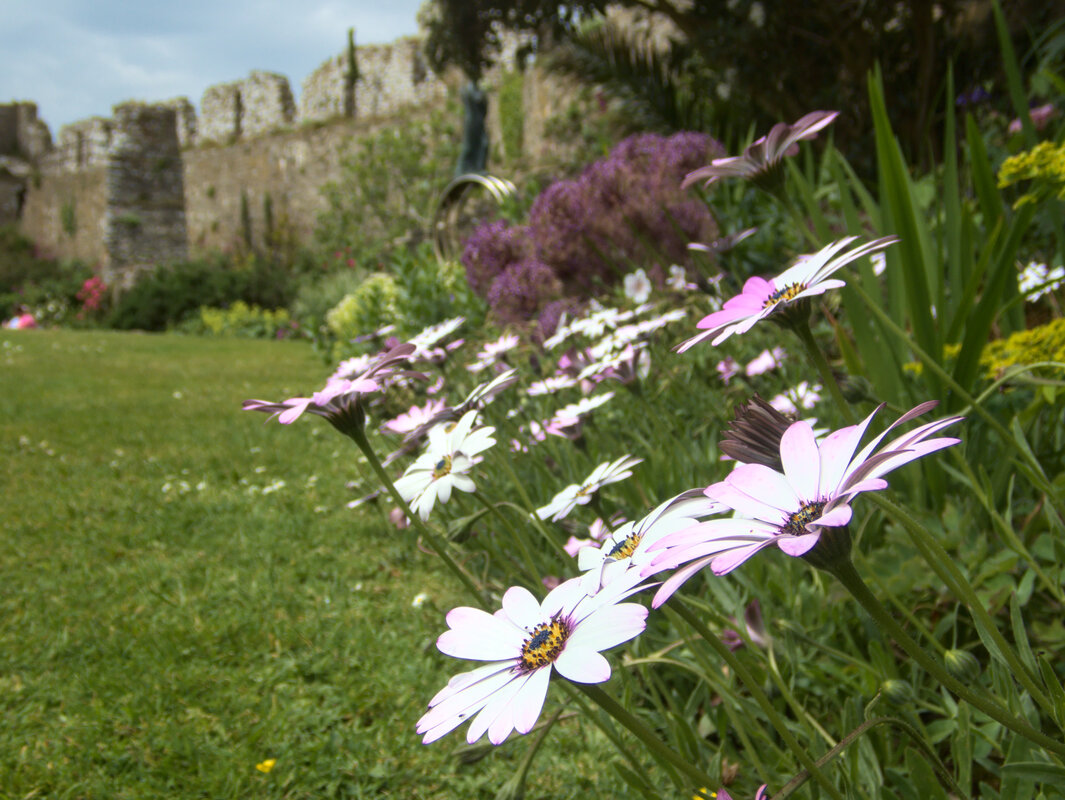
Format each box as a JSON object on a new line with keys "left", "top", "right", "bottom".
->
{"left": 528, "top": 132, "right": 722, "bottom": 296}
{"left": 487, "top": 259, "right": 563, "bottom": 325}
{"left": 461, "top": 220, "right": 533, "bottom": 297}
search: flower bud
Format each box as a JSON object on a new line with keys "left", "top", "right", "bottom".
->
{"left": 944, "top": 649, "right": 981, "bottom": 683}
{"left": 880, "top": 678, "right": 915, "bottom": 706}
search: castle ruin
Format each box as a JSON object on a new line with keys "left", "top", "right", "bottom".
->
{"left": 1, "top": 30, "right": 550, "bottom": 286}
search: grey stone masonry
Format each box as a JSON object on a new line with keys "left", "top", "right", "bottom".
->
{"left": 0, "top": 101, "right": 52, "bottom": 161}
{"left": 55, "top": 117, "right": 112, "bottom": 169}
{"left": 199, "top": 81, "right": 242, "bottom": 144}
{"left": 240, "top": 71, "right": 296, "bottom": 137}
{"left": 103, "top": 102, "right": 186, "bottom": 283}
{"left": 162, "top": 97, "right": 198, "bottom": 148}
{"left": 299, "top": 53, "right": 348, "bottom": 123}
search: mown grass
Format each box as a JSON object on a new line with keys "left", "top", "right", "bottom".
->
{"left": 0, "top": 329, "right": 620, "bottom": 799}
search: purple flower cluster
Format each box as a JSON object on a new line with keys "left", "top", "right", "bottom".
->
{"left": 461, "top": 220, "right": 532, "bottom": 297}
{"left": 460, "top": 132, "right": 722, "bottom": 324}
{"left": 487, "top": 259, "right": 563, "bottom": 325}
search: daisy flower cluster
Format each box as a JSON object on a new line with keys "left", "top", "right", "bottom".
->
{"left": 243, "top": 109, "right": 988, "bottom": 797}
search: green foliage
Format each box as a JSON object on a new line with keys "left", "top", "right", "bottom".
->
{"left": 0, "top": 225, "right": 94, "bottom": 321}
{"left": 240, "top": 190, "right": 252, "bottom": 247}
{"left": 390, "top": 241, "right": 487, "bottom": 335}
{"left": 998, "top": 140, "right": 1065, "bottom": 207}
{"left": 60, "top": 198, "right": 77, "bottom": 237}
{"left": 497, "top": 69, "right": 525, "bottom": 161}
{"left": 325, "top": 272, "right": 401, "bottom": 342}
{"left": 181, "top": 300, "right": 295, "bottom": 339}
{"left": 108, "top": 255, "right": 298, "bottom": 332}
{"left": 981, "top": 317, "right": 1065, "bottom": 378}
{"left": 290, "top": 267, "right": 367, "bottom": 347}
{"left": 315, "top": 105, "right": 461, "bottom": 265}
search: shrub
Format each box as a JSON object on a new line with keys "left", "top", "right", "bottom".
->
{"left": 181, "top": 301, "right": 296, "bottom": 339}
{"left": 315, "top": 105, "right": 461, "bottom": 265}
{"left": 107, "top": 255, "right": 298, "bottom": 332}
{"left": 326, "top": 273, "right": 401, "bottom": 344}
{"left": 392, "top": 242, "right": 487, "bottom": 333}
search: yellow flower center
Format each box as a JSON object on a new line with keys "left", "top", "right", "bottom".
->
{"left": 519, "top": 618, "right": 570, "bottom": 672}
{"left": 606, "top": 531, "right": 642, "bottom": 560}
{"left": 432, "top": 455, "right": 452, "bottom": 479}
{"left": 782, "top": 501, "right": 825, "bottom": 536}
{"left": 764, "top": 282, "right": 806, "bottom": 308}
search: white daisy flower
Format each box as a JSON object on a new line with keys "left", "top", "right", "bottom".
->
{"left": 395, "top": 411, "right": 497, "bottom": 520}
{"left": 536, "top": 454, "right": 643, "bottom": 522}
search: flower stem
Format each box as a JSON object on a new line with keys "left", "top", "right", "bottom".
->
{"left": 791, "top": 319, "right": 855, "bottom": 425}
{"left": 348, "top": 425, "right": 488, "bottom": 607}
{"left": 473, "top": 491, "right": 541, "bottom": 585}
{"left": 772, "top": 716, "right": 969, "bottom": 800}
{"left": 573, "top": 683, "right": 719, "bottom": 790}
{"left": 828, "top": 556, "right": 1065, "bottom": 759}
{"left": 868, "top": 493, "right": 1059, "bottom": 725}
{"left": 666, "top": 601, "right": 847, "bottom": 800}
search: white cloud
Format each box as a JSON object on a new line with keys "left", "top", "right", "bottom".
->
{"left": 0, "top": 0, "right": 424, "bottom": 132}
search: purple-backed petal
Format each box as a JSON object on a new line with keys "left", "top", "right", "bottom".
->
{"left": 718, "top": 465, "right": 800, "bottom": 518}
{"left": 651, "top": 556, "right": 715, "bottom": 607}
{"left": 277, "top": 399, "right": 313, "bottom": 424}
{"left": 711, "top": 540, "right": 779, "bottom": 575}
{"left": 818, "top": 407, "right": 881, "bottom": 493}
{"left": 467, "top": 671, "right": 527, "bottom": 744}
{"left": 554, "top": 648, "right": 611, "bottom": 683}
{"left": 780, "top": 421, "right": 820, "bottom": 501}
{"left": 778, "top": 531, "right": 821, "bottom": 556}
{"left": 814, "top": 504, "right": 853, "bottom": 528}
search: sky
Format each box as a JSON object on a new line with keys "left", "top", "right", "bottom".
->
{"left": 0, "top": 1, "right": 427, "bottom": 133}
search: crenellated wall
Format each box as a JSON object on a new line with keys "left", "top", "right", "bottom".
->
{"left": 10, "top": 28, "right": 576, "bottom": 274}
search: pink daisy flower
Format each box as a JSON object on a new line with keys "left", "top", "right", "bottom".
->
{"left": 243, "top": 343, "right": 420, "bottom": 429}
{"left": 416, "top": 573, "right": 648, "bottom": 745}
{"left": 675, "top": 236, "right": 898, "bottom": 352}
{"left": 682, "top": 110, "right": 839, "bottom": 192}
{"left": 646, "top": 402, "right": 962, "bottom": 606}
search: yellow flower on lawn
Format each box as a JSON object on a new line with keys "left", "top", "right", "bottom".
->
{"left": 256, "top": 758, "right": 277, "bottom": 773}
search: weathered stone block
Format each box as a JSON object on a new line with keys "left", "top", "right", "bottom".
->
{"left": 104, "top": 102, "right": 186, "bottom": 281}
{"left": 240, "top": 71, "right": 295, "bottom": 137}
{"left": 200, "top": 81, "right": 242, "bottom": 144}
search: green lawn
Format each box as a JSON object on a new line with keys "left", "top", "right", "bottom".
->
{"left": 0, "top": 329, "right": 617, "bottom": 799}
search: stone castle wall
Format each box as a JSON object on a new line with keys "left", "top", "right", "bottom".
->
{"left": 11, "top": 29, "right": 575, "bottom": 273}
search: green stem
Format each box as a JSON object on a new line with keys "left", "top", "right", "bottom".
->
{"left": 829, "top": 557, "right": 1065, "bottom": 759}
{"left": 868, "top": 494, "right": 1059, "bottom": 724}
{"left": 497, "top": 708, "right": 564, "bottom": 800}
{"left": 348, "top": 425, "right": 488, "bottom": 607}
{"left": 474, "top": 491, "right": 540, "bottom": 585}
{"left": 773, "top": 716, "right": 969, "bottom": 800}
{"left": 575, "top": 684, "right": 718, "bottom": 790}
{"left": 666, "top": 601, "right": 847, "bottom": 800}
{"left": 791, "top": 319, "right": 856, "bottom": 425}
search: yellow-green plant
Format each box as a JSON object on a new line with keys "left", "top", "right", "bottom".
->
{"left": 325, "top": 273, "right": 401, "bottom": 344}
{"left": 997, "top": 140, "right": 1065, "bottom": 208}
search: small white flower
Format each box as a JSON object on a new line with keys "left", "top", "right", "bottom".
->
{"left": 412, "top": 592, "right": 430, "bottom": 608}
{"left": 536, "top": 455, "right": 643, "bottom": 522}
{"left": 623, "top": 269, "right": 652, "bottom": 304}
{"left": 666, "top": 265, "right": 688, "bottom": 291}
{"left": 395, "top": 410, "right": 497, "bottom": 520}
